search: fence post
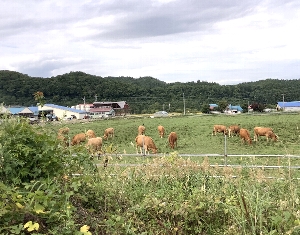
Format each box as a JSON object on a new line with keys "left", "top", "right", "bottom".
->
{"left": 224, "top": 134, "right": 227, "bottom": 166}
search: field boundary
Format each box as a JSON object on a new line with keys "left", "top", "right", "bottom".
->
{"left": 98, "top": 153, "right": 300, "bottom": 169}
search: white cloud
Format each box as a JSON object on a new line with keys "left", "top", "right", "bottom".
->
{"left": 0, "top": 0, "right": 299, "bottom": 84}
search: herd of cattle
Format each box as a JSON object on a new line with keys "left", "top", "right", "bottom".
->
{"left": 56, "top": 125, "right": 178, "bottom": 155}
{"left": 212, "top": 124, "right": 278, "bottom": 145}
{"left": 56, "top": 124, "right": 277, "bottom": 156}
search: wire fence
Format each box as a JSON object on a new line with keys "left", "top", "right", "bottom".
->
{"left": 96, "top": 153, "right": 300, "bottom": 169}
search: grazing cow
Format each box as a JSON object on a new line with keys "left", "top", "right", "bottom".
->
{"left": 103, "top": 127, "right": 114, "bottom": 140}
{"left": 239, "top": 128, "right": 252, "bottom": 145}
{"left": 254, "top": 127, "right": 278, "bottom": 141}
{"left": 71, "top": 133, "right": 86, "bottom": 146}
{"left": 212, "top": 125, "right": 228, "bottom": 135}
{"left": 138, "top": 125, "right": 146, "bottom": 135}
{"left": 135, "top": 135, "right": 157, "bottom": 154}
{"left": 86, "top": 137, "right": 103, "bottom": 153}
{"left": 157, "top": 125, "right": 165, "bottom": 138}
{"left": 228, "top": 125, "right": 240, "bottom": 137}
{"left": 86, "top": 129, "right": 96, "bottom": 139}
{"left": 168, "top": 132, "right": 178, "bottom": 149}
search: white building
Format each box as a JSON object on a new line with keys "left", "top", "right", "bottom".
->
{"left": 39, "top": 104, "right": 87, "bottom": 120}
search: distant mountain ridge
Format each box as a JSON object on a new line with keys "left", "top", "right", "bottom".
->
{"left": 0, "top": 70, "right": 299, "bottom": 114}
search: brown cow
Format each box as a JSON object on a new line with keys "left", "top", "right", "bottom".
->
{"left": 157, "top": 125, "right": 165, "bottom": 138}
{"left": 86, "top": 129, "right": 96, "bottom": 139}
{"left": 103, "top": 127, "right": 114, "bottom": 140}
{"left": 228, "top": 125, "right": 240, "bottom": 137}
{"left": 254, "top": 127, "right": 278, "bottom": 141}
{"left": 135, "top": 135, "right": 157, "bottom": 154}
{"left": 86, "top": 137, "right": 103, "bottom": 153}
{"left": 138, "top": 125, "right": 146, "bottom": 135}
{"left": 212, "top": 125, "right": 228, "bottom": 135}
{"left": 71, "top": 133, "right": 86, "bottom": 146}
{"left": 168, "top": 132, "right": 178, "bottom": 149}
{"left": 239, "top": 128, "right": 252, "bottom": 145}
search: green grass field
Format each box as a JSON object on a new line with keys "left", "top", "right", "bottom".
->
{"left": 44, "top": 112, "right": 300, "bottom": 170}
{"left": 48, "top": 112, "right": 300, "bottom": 154}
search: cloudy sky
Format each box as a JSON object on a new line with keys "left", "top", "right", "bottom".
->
{"left": 1, "top": 0, "right": 299, "bottom": 85}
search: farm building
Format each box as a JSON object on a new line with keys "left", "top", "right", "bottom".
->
{"left": 19, "top": 106, "right": 39, "bottom": 118}
{"left": 92, "top": 101, "right": 130, "bottom": 116}
{"left": 7, "top": 107, "right": 26, "bottom": 116}
{"left": 209, "top": 104, "right": 218, "bottom": 110}
{"left": 277, "top": 101, "right": 300, "bottom": 112}
{"left": 225, "top": 104, "right": 243, "bottom": 113}
{"left": 88, "top": 106, "right": 115, "bottom": 119}
{"left": 71, "top": 103, "right": 93, "bottom": 112}
{"left": 39, "top": 104, "right": 87, "bottom": 120}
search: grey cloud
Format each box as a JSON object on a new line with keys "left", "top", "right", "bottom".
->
{"left": 87, "top": 0, "right": 261, "bottom": 39}
{"left": 15, "top": 57, "right": 85, "bottom": 78}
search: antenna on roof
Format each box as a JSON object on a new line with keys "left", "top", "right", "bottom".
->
{"left": 95, "top": 94, "right": 98, "bottom": 102}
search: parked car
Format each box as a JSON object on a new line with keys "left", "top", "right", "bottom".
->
{"left": 28, "top": 116, "right": 40, "bottom": 124}
{"left": 153, "top": 111, "right": 169, "bottom": 117}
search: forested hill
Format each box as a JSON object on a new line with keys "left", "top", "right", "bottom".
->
{"left": 0, "top": 70, "right": 299, "bottom": 114}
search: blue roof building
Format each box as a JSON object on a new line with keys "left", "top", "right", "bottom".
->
{"left": 277, "top": 101, "right": 300, "bottom": 111}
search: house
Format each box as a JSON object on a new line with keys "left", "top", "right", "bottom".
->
{"left": 277, "top": 101, "right": 300, "bottom": 112}
{"left": 39, "top": 104, "right": 87, "bottom": 120}
{"left": 88, "top": 106, "right": 115, "bottom": 119}
{"left": 92, "top": 101, "right": 129, "bottom": 116}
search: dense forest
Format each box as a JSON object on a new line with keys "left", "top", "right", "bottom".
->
{"left": 0, "top": 70, "right": 299, "bottom": 114}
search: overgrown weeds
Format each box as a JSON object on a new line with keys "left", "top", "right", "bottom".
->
{"left": 1, "top": 118, "right": 300, "bottom": 234}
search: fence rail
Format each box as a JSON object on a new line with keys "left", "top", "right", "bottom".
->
{"left": 96, "top": 153, "right": 300, "bottom": 169}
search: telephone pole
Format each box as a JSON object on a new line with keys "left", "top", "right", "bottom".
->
{"left": 183, "top": 92, "right": 186, "bottom": 115}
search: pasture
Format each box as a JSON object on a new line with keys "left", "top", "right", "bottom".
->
{"left": 2, "top": 114, "right": 300, "bottom": 234}
{"left": 47, "top": 112, "right": 300, "bottom": 167}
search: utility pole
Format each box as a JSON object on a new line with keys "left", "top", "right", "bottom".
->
{"left": 183, "top": 92, "right": 186, "bottom": 115}
{"left": 247, "top": 100, "right": 250, "bottom": 114}
{"left": 282, "top": 94, "right": 285, "bottom": 111}
{"left": 82, "top": 96, "right": 88, "bottom": 119}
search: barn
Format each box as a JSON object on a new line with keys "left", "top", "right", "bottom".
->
{"left": 19, "top": 106, "right": 39, "bottom": 118}
{"left": 277, "top": 101, "right": 300, "bottom": 112}
{"left": 92, "top": 101, "right": 130, "bottom": 116}
{"left": 39, "top": 104, "right": 86, "bottom": 120}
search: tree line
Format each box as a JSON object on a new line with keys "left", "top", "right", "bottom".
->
{"left": 0, "top": 70, "right": 299, "bottom": 114}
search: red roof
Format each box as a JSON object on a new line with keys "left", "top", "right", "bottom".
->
{"left": 89, "top": 107, "right": 112, "bottom": 112}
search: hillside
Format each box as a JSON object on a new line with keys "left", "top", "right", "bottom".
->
{"left": 0, "top": 70, "right": 299, "bottom": 114}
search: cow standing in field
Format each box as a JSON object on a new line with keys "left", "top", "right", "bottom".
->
{"left": 86, "top": 137, "right": 103, "bottom": 153}
{"left": 228, "top": 125, "right": 240, "bottom": 137}
{"left": 212, "top": 125, "right": 228, "bottom": 135}
{"left": 86, "top": 129, "right": 96, "bottom": 139}
{"left": 135, "top": 135, "right": 157, "bottom": 154}
{"left": 103, "top": 127, "right": 114, "bottom": 140}
{"left": 254, "top": 127, "right": 278, "bottom": 142}
{"left": 71, "top": 133, "right": 86, "bottom": 146}
{"left": 168, "top": 132, "right": 178, "bottom": 149}
{"left": 138, "top": 125, "right": 146, "bottom": 135}
{"left": 239, "top": 128, "right": 252, "bottom": 145}
{"left": 157, "top": 125, "right": 165, "bottom": 138}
